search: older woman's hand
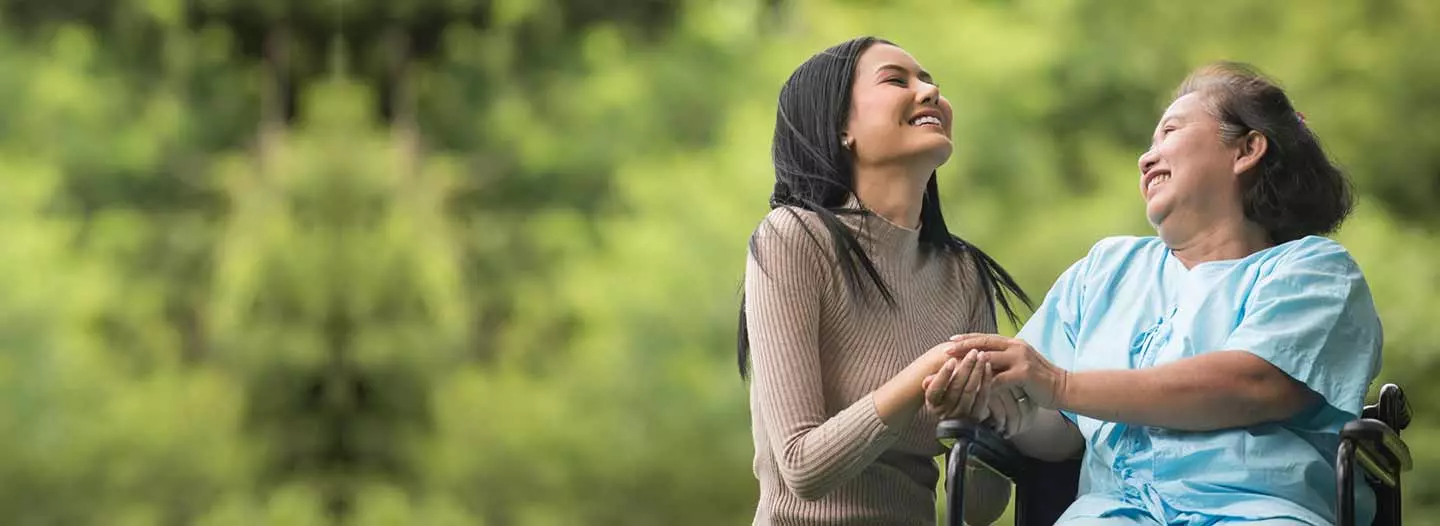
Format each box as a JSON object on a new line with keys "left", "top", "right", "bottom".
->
{"left": 921, "top": 349, "right": 992, "bottom": 421}
{"left": 948, "top": 334, "right": 1071, "bottom": 434}
{"left": 983, "top": 376, "right": 1038, "bottom": 438}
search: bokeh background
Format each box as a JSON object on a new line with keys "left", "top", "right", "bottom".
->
{"left": 2, "top": 0, "right": 1438, "bottom": 524}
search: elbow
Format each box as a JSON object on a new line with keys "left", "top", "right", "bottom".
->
{"left": 776, "top": 458, "right": 837, "bottom": 501}
{"left": 781, "top": 472, "right": 833, "bottom": 501}
{"left": 1239, "top": 370, "right": 1315, "bottom": 424}
{"left": 774, "top": 437, "right": 844, "bottom": 500}
{"left": 1262, "top": 381, "right": 1317, "bottom": 422}
{"left": 791, "top": 485, "right": 829, "bottom": 502}
{"left": 1195, "top": 352, "right": 1314, "bottom": 427}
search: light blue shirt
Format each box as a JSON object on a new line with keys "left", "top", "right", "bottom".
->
{"left": 1017, "top": 235, "right": 1383, "bottom": 525}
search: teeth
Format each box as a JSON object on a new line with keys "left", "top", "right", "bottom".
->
{"left": 911, "top": 115, "right": 941, "bottom": 126}
{"left": 1148, "top": 174, "right": 1169, "bottom": 190}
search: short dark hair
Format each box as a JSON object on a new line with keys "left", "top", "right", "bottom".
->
{"left": 1176, "top": 61, "right": 1355, "bottom": 244}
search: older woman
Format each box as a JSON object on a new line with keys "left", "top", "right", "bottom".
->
{"left": 947, "top": 62, "right": 1383, "bottom": 525}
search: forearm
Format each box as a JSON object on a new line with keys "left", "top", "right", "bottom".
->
{"left": 772, "top": 392, "right": 904, "bottom": 500}
{"left": 767, "top": 352, "right": 942, "bottom": 500}
{"left": 873, "top": 356, "right": 940, "bottom": 428}
{"left": 1057, "top": 350, "right": 1313, "bottom": 431}
{"left": 775, "top": 354, "right": 956, "bottom": 499}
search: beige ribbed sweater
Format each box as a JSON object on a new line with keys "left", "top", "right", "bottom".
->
{"left": 744, "top": 198, "right": 1000, "bottom": 525}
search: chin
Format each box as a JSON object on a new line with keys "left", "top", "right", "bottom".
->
{"left": 910, "top": 140, "right": 954, "bottom": 168}
{"left": 1145, "top": 205, "right": 1168, "bottom": 230}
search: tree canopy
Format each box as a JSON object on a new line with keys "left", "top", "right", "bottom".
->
{"left": 1, "top": 0, "right": 1438, "bottom": 524}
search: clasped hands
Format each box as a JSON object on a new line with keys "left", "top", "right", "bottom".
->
{"left": 920, "top": 334, "right": 1069, "bottom": 438}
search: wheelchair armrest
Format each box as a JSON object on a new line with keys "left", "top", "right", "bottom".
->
{"left": 937, "top": 419, "right": 1026, "bottom": 479}
{"left": 938, "top": 419, "right": 1084, "bottom": 526}
{"left": 1337, "top": 416, "right": 1413, "bottom": 526}
{"left": 1340, "top": 418, "right": 1413, "bottom": 487}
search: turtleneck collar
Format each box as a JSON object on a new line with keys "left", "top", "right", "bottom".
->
{"left": 840, "top": 193, "right": 922, "bottom": 254}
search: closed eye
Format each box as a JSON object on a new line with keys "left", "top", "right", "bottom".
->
{"left": 885, "top": 77, "right": 907, "bottom": 86}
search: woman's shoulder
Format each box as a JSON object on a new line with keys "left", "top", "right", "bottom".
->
{"left": 1272, "top": 235, "right": 1354, "bottom": 258}
{"left": 755, "top": 205, "right": 824, "bottom": 234}
{"left": 1261, "top": 235, "right": 1364, "bottom": 275}
{"left": 747, "top": 206, "right": 840, "bottom": 269}
{"left": 751, "top": 206, "right": 832, "bottom": 249}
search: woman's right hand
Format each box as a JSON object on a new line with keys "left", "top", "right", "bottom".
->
{"left": 873, "top": 341, "right": 986, "bottom": 428}
{"left": 921, "top": 350, "right": 992, "bottom": 421}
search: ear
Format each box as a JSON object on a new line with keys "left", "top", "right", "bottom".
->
{"left": 1233, "top": 130, "right": 1267, "bottom": 176}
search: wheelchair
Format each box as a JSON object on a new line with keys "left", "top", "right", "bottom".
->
{"left": 937, "top": 384, "right": 1413, "bottom": 526}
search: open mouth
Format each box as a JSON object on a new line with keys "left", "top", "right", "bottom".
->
{"left": 1145, "top": 172, "right": 1171, "bottom": 195}
{"left": 909, "top": 115, "right": 943, "bottom": 128}
{"left": 910, "top": 112, "right": 944, "bottom": 127}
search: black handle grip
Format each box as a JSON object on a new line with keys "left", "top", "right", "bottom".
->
{"left": 1379, "top": 383, "right": 1411, "bottom": 431}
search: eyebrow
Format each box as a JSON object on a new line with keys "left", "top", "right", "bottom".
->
{"left": 876, "top": 63, "right": 933, "bottom": 84}
{"left": 1149, "top": 114, "right": 1181, "bottom": 143}
{"left": 1153, "top": 115, "right": 1181, "bottom": 138}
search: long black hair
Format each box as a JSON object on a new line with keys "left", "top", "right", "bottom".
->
{"left": 737, "top": 36, "right": 1032, "bottom": 378}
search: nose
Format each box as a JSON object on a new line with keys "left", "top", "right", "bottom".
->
{"left": 917, "top": 80, "right": 940, "bottom": 106}
{"left": 1138, "top": 147, "right": 1159, "bottom": 175}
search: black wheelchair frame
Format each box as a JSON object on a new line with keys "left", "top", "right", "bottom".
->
{"left": 937, "top": 384, "right": 1414, "bottom": 526}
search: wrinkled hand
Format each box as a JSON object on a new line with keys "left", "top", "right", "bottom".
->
{"left": 921, "top": 349, "right": 992, "bottom": 421}
{"left": 949, "top": 334, "right": 1070, "bottom": 435}
{"left": 983, "top": 380, "right": 1036, "bottom": 438}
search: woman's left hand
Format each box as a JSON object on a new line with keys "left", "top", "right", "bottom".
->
{"left": 948, "top": 334, "right": 1070, "bottom": 411}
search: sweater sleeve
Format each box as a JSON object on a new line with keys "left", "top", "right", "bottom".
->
{"left": 744, "top": 209, "right": 902, "bottom": 501}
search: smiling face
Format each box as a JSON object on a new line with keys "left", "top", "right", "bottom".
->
{"left": 843, "top": 44, "right": 954, "bottom": 170}
{"left": 1136, "top": 92, "right": 1248, "bottom": 233}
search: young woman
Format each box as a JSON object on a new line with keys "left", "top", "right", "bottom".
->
{"left": 738, "top": 36, "right": 1030, "bottom": 525}
{"left": 953, "top": 62, "right": 1382, "bottom": 525}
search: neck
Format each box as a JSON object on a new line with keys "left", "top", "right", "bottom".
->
{"left": 852, "top": 164, "right": 930, "bottom": 229}
{"left": 1161, "top": 214, "right": 1273, "bottom": 268}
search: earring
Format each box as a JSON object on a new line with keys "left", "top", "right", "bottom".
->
{"left": 841, "top": 137, "right": 854, "bottom": 150}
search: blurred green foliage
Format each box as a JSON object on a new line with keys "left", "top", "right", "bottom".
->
{"left": 1, "top": 0, "right": 1438, "bottom": 524}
